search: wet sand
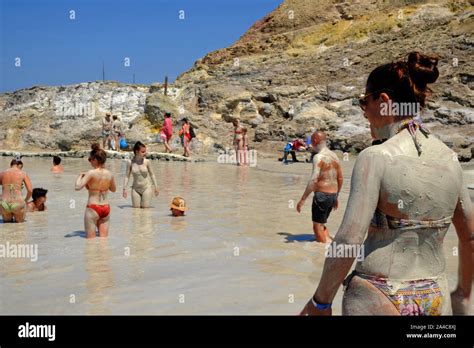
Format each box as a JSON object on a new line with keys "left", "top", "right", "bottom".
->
{"left": 0, "top": 154, "right": 473, "bottom": 315}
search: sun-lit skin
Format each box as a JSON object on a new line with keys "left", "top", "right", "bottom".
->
{"left": 123, "top": 145, "right": 159, "bottom": 208}
{"left": 297, "top": 131, "right": 343, "bottom": 243}
{"left": 180, "top": 120, "right": 191, "bottom": 158}
{"left": 75, "top": 154, "right": 116, "bottom": 239}
{"left": 0, "top": 164, "right": 32, "bottom": 222}
{"left": 51, "top": 164, "right": 64, "bottom": 174}
{"left": 300, "top": 89, "right": 473, "bottom": 316}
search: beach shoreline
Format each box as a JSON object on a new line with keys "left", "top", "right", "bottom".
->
{"left": 0, "top": 149, "right": 198, "bottom": 162}
{"left": 2, "top": 148, "right": 472, "bottom": 170}
{"left": 1, "top": 154, "right": 472, "bottom": 315}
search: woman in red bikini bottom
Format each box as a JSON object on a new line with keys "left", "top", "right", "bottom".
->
{"left": 75, "top": 143, "right": 117, "bottom": 239}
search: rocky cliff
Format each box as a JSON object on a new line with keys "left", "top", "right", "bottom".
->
{"left": 1, "top": 0, "right": 473, "bottom": 160}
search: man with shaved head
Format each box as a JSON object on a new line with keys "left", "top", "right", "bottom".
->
{"left": 297, "top": 131, "right": 343, "bottom": 243}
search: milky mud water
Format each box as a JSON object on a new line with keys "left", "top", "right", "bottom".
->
{"left": 0, "top": 156, "right": 471, "bottom": 314}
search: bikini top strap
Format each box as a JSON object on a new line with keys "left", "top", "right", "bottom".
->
{"left": 88, "top": 187, "right": 107, "bottom": 200}
{"left": 398, "top": 119, "right": 430, "bottom": 156}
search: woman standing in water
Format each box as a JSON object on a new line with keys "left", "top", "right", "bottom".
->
{"left": 300, "top": 52, "right": 472, "bottom": 316}
{"left": 75, "top": 144, "right": 116, "bottom": 239}
{"left": 0, "top": 159, "right": 32, "bottom": 222}
{"left": 123, "top": 141, "right": 159, "bottom": 208}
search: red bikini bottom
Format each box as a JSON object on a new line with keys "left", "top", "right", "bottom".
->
{"left": 87, "top": 204, "right": 110, "bottom": 219}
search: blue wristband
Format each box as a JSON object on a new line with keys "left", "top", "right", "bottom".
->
{"left": 311, "top": 296, "right": 332, "bottom": 310}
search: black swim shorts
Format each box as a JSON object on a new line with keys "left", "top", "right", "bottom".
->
{"left": 312, "top": 191, "right": 337, "bottom": 224}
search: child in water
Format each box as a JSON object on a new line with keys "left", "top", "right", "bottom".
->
{"left": 170, "top": 197, "right": 187, "bottom": 217}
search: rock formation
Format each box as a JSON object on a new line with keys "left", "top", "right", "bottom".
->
{"left": 1, "top": 0, "right": 473, "bottom": 160}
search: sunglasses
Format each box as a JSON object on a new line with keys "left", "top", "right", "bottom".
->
{"left": 358, "top": 89, "right": 394, "bottom": 111}
{"left": 358, "top": 93, "right": 373, "bottom": 111}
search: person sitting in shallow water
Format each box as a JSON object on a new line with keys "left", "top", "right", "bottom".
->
{"left": 27, "top": 188, "right": 48, "bottom": 212}
{"left": 300, "top": 52, "right": 473, "bottom": 316}
{"left": 170, "top": 197, "right": 187, "bottom": 217}
{"left": 51, "top": 156, "right": 64, "bottom": 173}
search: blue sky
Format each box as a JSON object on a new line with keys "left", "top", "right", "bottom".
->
{"left": 0, "top": 0, "right": 283, "bottom": 92}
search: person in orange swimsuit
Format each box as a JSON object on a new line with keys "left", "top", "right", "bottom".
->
{"left": 75, "top": 143, "right": 116, "bottom": 239}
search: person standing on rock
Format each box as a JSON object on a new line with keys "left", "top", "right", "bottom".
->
{"left": 160, "top": 112, "right": 173, "bottom": 153}
{"left": 232, "top": 119, "right": 243, "bottom": 165}
{"left": 102, "top": 113, "right": 113, "bottom": 150}
{"left": 75, "top": 144, "right": 116, "bottom": 239}
{"left": 122, "top": 141, "right": 159, "bottom": 208}
{"left": 0, "top": 159, "right": 33, "bottom": 223}
{"left": 297, "top": 131, "right": 342, "bottom": 243}
{"left": 112, "top": 115, "right": 124, "bottom": 152}
{"left": 300, "top": 52, "right": 472, "bottom": 316}
{"left": 179, "top": 118, "right": 191, "bottom": 157}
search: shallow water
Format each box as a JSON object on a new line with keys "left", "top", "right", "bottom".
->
{"left": 0, "top": 155, "right": 472, "bottom": 315}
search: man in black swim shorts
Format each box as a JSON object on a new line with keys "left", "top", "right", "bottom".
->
{"left": 312, "top": 191, "right": 338, "bottom": 224}
{"left": 297, "top": 131, "right": 343, "bottom": 243}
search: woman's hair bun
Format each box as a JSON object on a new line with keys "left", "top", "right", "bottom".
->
{"left": 407, "top": 51, "right": 439, "bottom": 88}
{"left": 91, "top": 143, "right": 101, "bottom": 151}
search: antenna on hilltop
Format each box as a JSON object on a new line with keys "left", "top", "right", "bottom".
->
{"left": 102, "top": 61, "right": 105, "bottom": 82}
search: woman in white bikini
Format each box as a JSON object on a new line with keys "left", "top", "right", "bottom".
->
{"left": 123, "top": 141, "right": 159, "bottom": 208}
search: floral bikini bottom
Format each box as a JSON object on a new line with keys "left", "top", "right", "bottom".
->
{"left": 348, "top": 272, "right": 443, "bottom": 316}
